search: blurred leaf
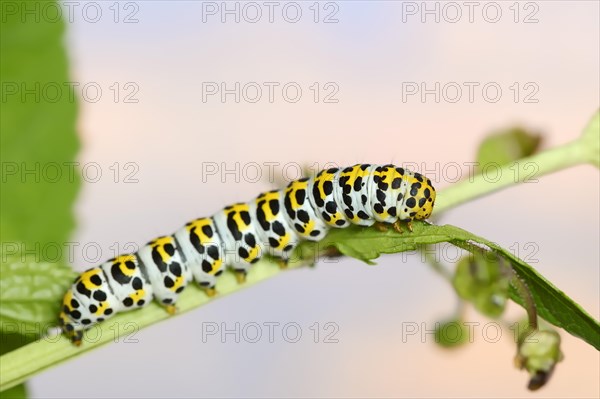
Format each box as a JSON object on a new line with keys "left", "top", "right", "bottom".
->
{"left": 0, "top": 255, "right": 76, "bottom": 331}
{"left": 1, "top": 2, "right": 80, "bottom": 396}
{"left": 316, "top": 222, "right": 600, "bottom": 350}
{"left": 0, "top": 384, "right": 26, "bottom": 399}
{"left": 0, "top": 0, "right": 80, "bottom": 255}
{"left": 452, "top": 252, "right": 510, "bottom": 318}
{"left": 434, "top": 319, "right": 469, "bottom": 349}
{"left": 476, "top": 127, "right": 541, "bottom": 170}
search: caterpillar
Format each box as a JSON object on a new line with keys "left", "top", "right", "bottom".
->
{"left": 59, "top": 164, "right": 436, "bottom": 345}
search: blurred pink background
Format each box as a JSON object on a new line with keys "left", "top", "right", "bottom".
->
{"left": 31, "top": 1, "right": 598, "bottom": 397}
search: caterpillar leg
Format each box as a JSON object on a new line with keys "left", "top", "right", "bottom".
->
{"left": 165, "top": 304, "right": 178, "bottom": 315}
{"left": 392, "top": 220, "right": 404, "bottom": 234}
{"left": 60, "top": 318, "right": 83, "bottom": 346}
{"left": 374, "top": 222, "right": 389, "bottom": 232}
{"left": 392, "top": 220, "right": 414, "bottom": 233}
{"left": 69, "top": 330, "right": 83, "bottom": 346}
{"left": 277, "top": 258, "right": 288, "bottom": 270}
{"left": 322, "top": 246, "right": 342, "bottom": 259}
{"left": 197, "top": 278, "right": 219, "bottom": 297}
{"left": 234, "top": 269, "right": 247, "bottom": 284}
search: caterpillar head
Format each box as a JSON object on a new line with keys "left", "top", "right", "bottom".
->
{"left": 414, "top": 176, "right": 436, "bottom": 220}
{"left": 402, "top": 173, "right": 436, "bottom": 221}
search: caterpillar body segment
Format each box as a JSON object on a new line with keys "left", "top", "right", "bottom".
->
{"left": 308, "top": 167, "right": 351, "bottom": 228}
{"left": 59, "top": 163, "right": 436, "bottom": 345}
{"left": 136, "top": 236, "right": 192, "bottom": 310}
{"left": 250, "top": 189, "right": 301, "bottom": 262}
{"left": 283, "top": 177, "right": 329, "bottom": 241}
{"left": 334, "top": 164, "right": 376, "bottom": 227}
{"left": 173, "top": 217, "right": 225, "bottom": 292}
{"left": 212, "top": 203, "right": 263, "bottom": 278}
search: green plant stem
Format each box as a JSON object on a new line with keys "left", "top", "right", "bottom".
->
{"left": 436, "top": 111, "right": 599, "bottom": 213}
{"left": 1, "top": 112, "right": 598, "bottom": 392}
{"left": 436, "top": 140, "right": 583, "bottom": 213}
{"left": 0, "top": 262, "right": 297, "bottom": 392}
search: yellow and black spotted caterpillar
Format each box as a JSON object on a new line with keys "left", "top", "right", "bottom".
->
{"left": 60, "top": 164, "right": 436, "bottom": 345}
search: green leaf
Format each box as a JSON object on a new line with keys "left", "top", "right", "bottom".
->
{"left": 322, "top": 222, "right": 600, "bottom": 350}
{"left": 0, "top": 333, "right": 34, "bottom": 399}
{"left": 0, "top": 384, "right": 26, "bottom": 399}
{"left": 315, "top": 223, "right": 454, "bottom": 264}
{"left": 434, "top": 319, "right": 469, "bottom": 349}
{"left": 476, "top": 127, "right": 541, "bottom": 169}
{"left": 452, "top": 252, "right": 510, "bottom": 318}
{"left": 0, "top": 0, "right": 80, "bottom": 255}
{"left": 0, "top": 255, "right": 76, "bottom": 332}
